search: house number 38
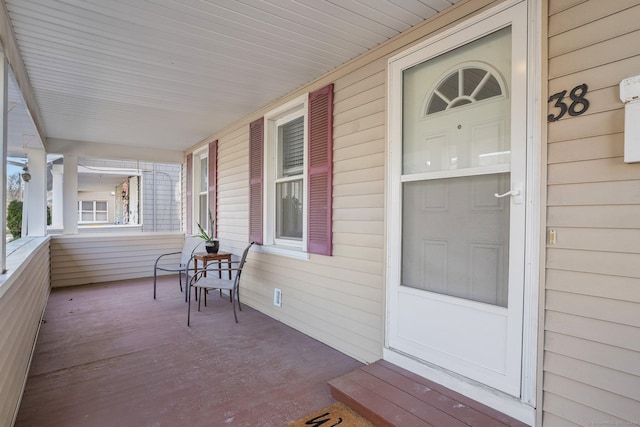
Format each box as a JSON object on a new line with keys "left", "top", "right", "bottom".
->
{"left": 547, "top": 83, "right": 590, "bottom": 122}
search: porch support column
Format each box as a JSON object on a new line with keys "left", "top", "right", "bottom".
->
{"left": 0, "top": 55, "right": 7, "bottom": 273}
{"left": 51, "top": 164, "right": 63, "bottom": 229}
{"left": 24, "top": 148, "right": 47, "bottom": 236}
{"left": 62, "top": 154, "right": 78, "bottom": 234}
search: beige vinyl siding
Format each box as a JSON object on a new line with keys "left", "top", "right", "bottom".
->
{"left": 50, "top": 233, "right": 184, "bottom": 287}
{"left": 0, "top": 238, "right": 50, "bottom": 426}
{"left": 182, "top": 0, "right": 505, "bottom": 365}
{"left": 545, "top": 0, "right": 640, "bottom": 425}
{"left": 218, "top": 59, "right": 387, "bottom": 363}
{"left": 216, "top": 125, "right": 250, "bottom": 255}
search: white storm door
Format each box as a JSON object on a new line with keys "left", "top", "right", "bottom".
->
{"left": 387, "top": 3, "right": 527, "bottom": 397}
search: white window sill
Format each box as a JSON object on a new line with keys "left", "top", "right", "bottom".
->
{"left": 253, "top": 244, "right": 309, "bottom": 260}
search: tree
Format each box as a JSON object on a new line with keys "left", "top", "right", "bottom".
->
{"left": 7, "top": 200, "right": 22, "bottom": 240}
{"left": 7, "top": 172, "right": 22, "bottom": 201}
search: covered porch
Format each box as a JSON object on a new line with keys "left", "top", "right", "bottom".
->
{"left": 15, "top": 274, "right": 528, "bottom": 427}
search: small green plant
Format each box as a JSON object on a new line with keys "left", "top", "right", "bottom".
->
{"left": 196, "top": 209, "right": 216, "bottom": 242}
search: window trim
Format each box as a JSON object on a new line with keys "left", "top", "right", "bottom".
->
{"left": 208, "top": 140, "right": 218, "bottom": 238}
{"left": 192, "top": 148, "right": 208, "bottom": 232}
{"left": 264, "top": 94, "right": 308, "bottom": 251}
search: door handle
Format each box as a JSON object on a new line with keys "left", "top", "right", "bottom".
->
{"left": 494, "top": 184, "right": 524, "bottom": 205}
{"left": 494, "top": 190, "right": 520, "bottom": 198}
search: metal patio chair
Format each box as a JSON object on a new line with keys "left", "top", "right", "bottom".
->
{"left": 187, "top": 242, "right": 254, "bottom": 324}
{"left": 153, "top": 234, "right": 205, "bottom": 299}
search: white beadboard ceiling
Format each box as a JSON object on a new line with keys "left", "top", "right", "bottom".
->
{"left": 4, "top": 0, "right": 459, "bottom": 156}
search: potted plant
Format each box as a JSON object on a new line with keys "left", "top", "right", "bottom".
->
{"left": 196, "top": 210, "right": 219, "bottom": 254}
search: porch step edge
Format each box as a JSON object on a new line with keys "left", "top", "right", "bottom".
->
{"left": 329, "top": 360, "right": 531, "bottom": 427}
{"left": 328, "top": 375, "right": 430, "bottom": 427}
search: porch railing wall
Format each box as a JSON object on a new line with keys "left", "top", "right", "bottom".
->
{"left": 50, "top": 232, "right": 184, "bottom": 287}
{"left": 0, "top": 237, "right": 50, "bottom": 427}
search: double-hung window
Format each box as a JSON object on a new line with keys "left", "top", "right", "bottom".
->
{"left": 196, "top": 151, "right": 208, "bottom": 229}
{"left": 186, "top": 141, "right": 217, "bottom": 236}
{"left": 249, "top": 84, "right": 334, "bottom": 256}
{"left": 273, "top": 107, "right": 306, "bottom": 247}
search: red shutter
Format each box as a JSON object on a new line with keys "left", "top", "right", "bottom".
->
{"left": 249, "top": 118, "right": 264, "bottom": 245}
{"left": 185, "top": 153, "right": 193, "bottom": 234}
{"left": 307, "top": 84, "right": 334, "bottom": 256}
{"left": 208, "top": 140, "right": 218, "bottom": 237}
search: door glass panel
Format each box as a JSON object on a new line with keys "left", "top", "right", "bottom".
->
{"left": 400, "top": 26, "right": 512, "bottom": 308}
{"left": 402, "top": 27, "right": 511, "bottom": 175}
{"left": 402, "top": 173, "right": 510, "bottom": 307}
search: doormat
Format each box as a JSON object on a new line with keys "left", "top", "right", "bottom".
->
{"left": 286, "top": 402, "right": 375, "bottom": 427}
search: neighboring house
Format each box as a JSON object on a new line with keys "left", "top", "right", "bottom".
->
{"left": 1, "top": 1, "right": 639, "bottom": 427}
{"left": 47, "top": 158, "right": 181, "bottom": 232}
{"left": 182, "top": 1, "right": 640, "bottom": 426}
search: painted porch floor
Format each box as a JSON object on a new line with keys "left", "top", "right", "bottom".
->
{"left": 15, "top": 276, "right": 363, "bottom": 427}
{"left": 16, "top": 275, "right": 529, "bottom": 427}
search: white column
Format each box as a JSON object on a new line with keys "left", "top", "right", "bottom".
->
{"left": 0, "top": 56, "right": 7, "bottom": 273}
{"left": 24, "top": 148, "right": 47, "bottom": 236}
{"left": 21, "top": 178, "right": 27, "bottom": 237}
{"left": 51, "top": 164, "right": 63, "bottom": 229}
{"left": 62, "top": 154, "right": 78, "bottom": 234}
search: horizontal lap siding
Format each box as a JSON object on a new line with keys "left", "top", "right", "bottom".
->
{"left": 0, "top": 239, "right": 50, "bottom": 426}
{"left": 216, "top": 127, "right": 250, "bottom": 255}
{"left": 545, "top": 1, "right": 640, "bottom": 425}
{"left": 50, "top": 233, "right": 184, "bottom": 287}
{"left": 185, "top": 0, "right": 503, "bottom": 364}
{"left": 235, "top": 64, "right": 387, "bottom": 363}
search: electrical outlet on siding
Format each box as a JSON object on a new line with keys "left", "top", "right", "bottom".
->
{"left": 273, "top": 288, "right": 282, "bottom": 307}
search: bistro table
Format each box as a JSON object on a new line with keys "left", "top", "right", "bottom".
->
{"left": 192, "top": 251, "right": 233, "bottom": 303}
{"left": 192, "top": 251, "right": 233, "bottom": 279}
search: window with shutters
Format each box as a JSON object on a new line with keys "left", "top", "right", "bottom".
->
{"left": 250, "top": 84, "right": 333, "bottom": 257}
{"left": 265, "top": 95, "right": 307, "bottom": 249}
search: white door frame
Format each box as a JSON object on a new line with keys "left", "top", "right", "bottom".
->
{"left": 384, "top": 0, "right": 542, "bottom": 424}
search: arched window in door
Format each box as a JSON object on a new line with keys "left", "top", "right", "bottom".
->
{"left": 426, "top": 64, "right": 507, "bottom": 115}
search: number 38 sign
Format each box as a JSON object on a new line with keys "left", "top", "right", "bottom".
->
{"left": 547, "top": 83, "right": 590, "bottom": 122}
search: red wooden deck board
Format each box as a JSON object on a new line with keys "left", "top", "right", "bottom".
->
{"left": 378, "top": 360, "right": 529, "bottom": 427}
{"left": 344, "top": 368, "right": 470, "bottom": 426}
{"left": 362, "top": 363, "right": 509, "bottom": 427}
{"left": 329, "top": 375, "right": 432, "bottom": 427}
{"left": 330, "top": 360, "right": 530, "bottom": 427}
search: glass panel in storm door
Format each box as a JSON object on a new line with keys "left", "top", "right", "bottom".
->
{"left": 401, "top": 27, "right": 512, "bottom": 307}
{"left": 402, "top": 174, "right": 510, "bottom": 307}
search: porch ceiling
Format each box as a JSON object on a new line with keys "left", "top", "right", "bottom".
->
{"left": 3, "top": 0, "right": 460, "bottom": 156}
